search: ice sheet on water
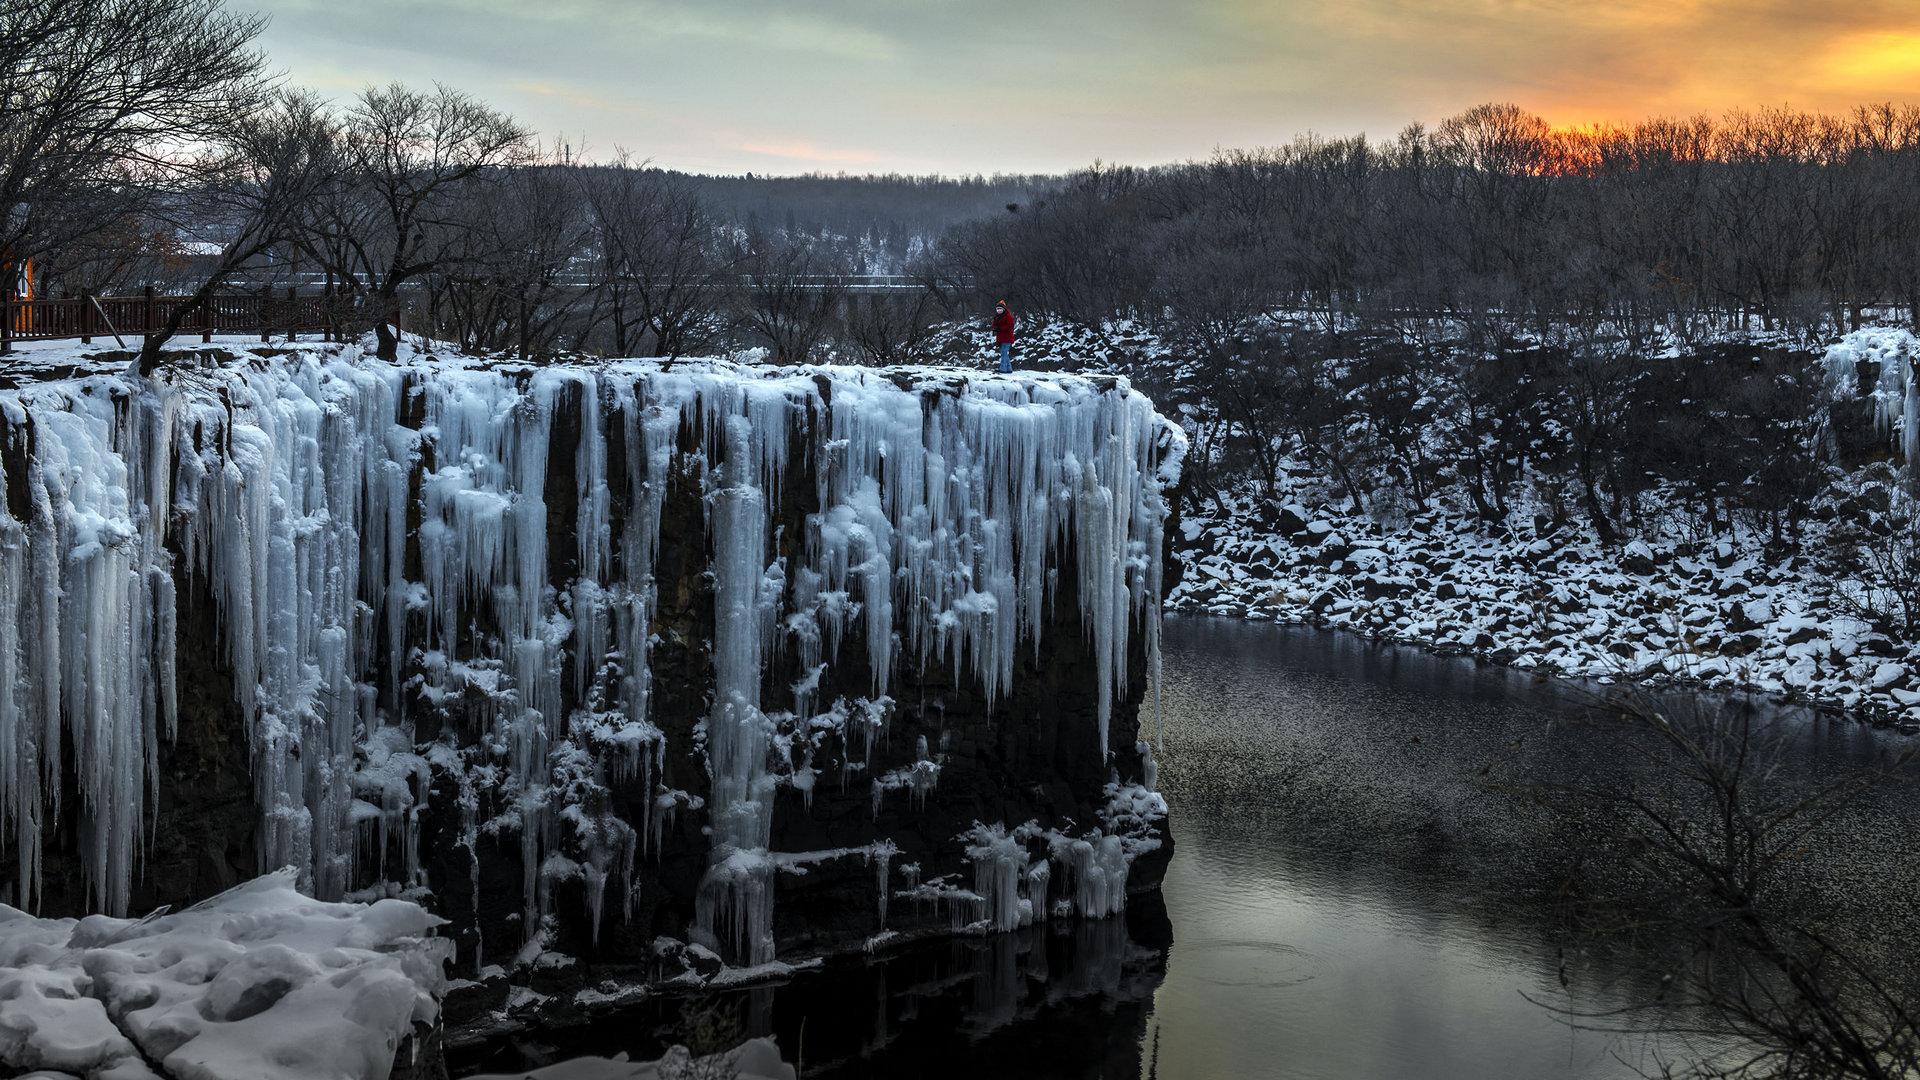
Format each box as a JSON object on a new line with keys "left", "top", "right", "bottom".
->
{"left": 462, "top": 1037, "right": 796, "bottom": 1080}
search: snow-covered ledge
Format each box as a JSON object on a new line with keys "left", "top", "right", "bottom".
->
{"left": 0, "top": 869, "right": 450, "bottom": 1080}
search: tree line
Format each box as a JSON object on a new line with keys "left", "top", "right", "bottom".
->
{"left": 943, "top": 101, "right": 1920, "bottom": 338}
{"left": 939, "top": 104, "right": 1920, "bottom": 549}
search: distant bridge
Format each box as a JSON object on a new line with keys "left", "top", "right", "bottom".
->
{"left": 223, "top": 272, "right": 937, "bottom": 294}
{"left": 1, "top": 275, "right": 956, "bottom": 353}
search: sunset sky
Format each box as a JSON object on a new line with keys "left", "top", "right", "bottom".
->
{"left": 244, "top": 0, "right": 1920, "bottom": 175}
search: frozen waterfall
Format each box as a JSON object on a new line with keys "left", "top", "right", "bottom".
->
{"left": 0, "top": 346, "right": 1184, "bottom": 966}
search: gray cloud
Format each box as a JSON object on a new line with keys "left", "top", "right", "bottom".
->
{"left": 242, "top": 0, "right": 1920, "bottom": 173}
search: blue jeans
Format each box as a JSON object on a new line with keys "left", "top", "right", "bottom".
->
{"left": 998, "top": 342, "right": 1012, "bottom": 373}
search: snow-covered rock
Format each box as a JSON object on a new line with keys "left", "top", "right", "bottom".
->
{"left": 1620, "top": 540, "right": 1658, "bottom": 575}
{"left": 0, "top": 870, "right": 451, "bottom": 1080}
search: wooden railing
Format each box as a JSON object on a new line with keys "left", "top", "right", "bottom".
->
{"left": 1, "top": 287, "right": 344, "bottom": 353}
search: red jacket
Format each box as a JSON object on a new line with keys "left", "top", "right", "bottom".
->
{"left": 992, "top": 307, "right": 1015, "bottom": 344}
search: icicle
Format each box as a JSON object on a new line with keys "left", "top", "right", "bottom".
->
{"left": 793, "top": 750, "right": 816, "bottom": 812}
{"left": 574, "top": 378, "right": 612, "bottom": 707}
{"left": 871, "top": 839, "right": 896, "bottom": 930}
{"left": 0, "top": 513, "right": 35, "bottom": 908}
{"left": 964, "top": 823, "right": 1034, "bottom": 932}
{"left": 1052, "top": 833, "right": 1130, "bottom": 919}
{"left": 29, "top": 397, "right": 164, "bottom": 916}
{"left": 1025, "top": 859, "right": 1051, "bottom": 922}
{"left": 1137, "top": 740, "right": 1159, "bottom": 792}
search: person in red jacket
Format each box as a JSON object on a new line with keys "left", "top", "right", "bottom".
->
{"left": 991, "top": 300, "right": 1015, "bottom": 373}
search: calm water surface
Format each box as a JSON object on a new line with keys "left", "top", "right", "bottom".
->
{"left": 456, "top": 615, "right": 1915, "bottom": 1080}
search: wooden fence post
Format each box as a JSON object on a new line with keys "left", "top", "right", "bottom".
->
{"left": 78, "top": 292, "right": 92, "bottom": 345}
{"left": 259, "top": 287, "right": 271, "bottom": 343}
{"left": 1, "top": 289, "right": 12, "bottom": 355}
{"left": 201, "top": 294, "right": 213, "bottom": 343}
{"left": 286, "top": 287, "right": 297, "bottom": 342}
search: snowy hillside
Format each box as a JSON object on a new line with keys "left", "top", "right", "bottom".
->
{"left": 1170, "top": 482, "right": 1920, "bottom": 728}
{"left": 953, "top": 318, "right": 1920, "bottom": 731}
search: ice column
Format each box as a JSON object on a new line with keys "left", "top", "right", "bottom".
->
{"left": 693, "top": 403, "right": 787, "bottom": 965}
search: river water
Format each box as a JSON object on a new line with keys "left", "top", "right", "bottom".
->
{"left": 455, "top": 615, "right": 1917, "bottom": 1079}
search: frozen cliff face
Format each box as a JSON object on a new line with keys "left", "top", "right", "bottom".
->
{"left": 0, "top": 342, "right": 1183, "bottom": 970}
{"left": 1827, "top": 326, "right": 1920, "bottom": 469}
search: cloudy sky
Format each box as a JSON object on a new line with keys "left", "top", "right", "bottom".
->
{"left": 243, "top": 0, "right": 1920, "bottom": 175}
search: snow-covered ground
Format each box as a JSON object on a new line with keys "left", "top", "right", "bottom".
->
{"left": 0, "top": 870, "right": 450, "bottom": 1080}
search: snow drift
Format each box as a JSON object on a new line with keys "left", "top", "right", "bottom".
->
{"left": 0, "top": 868, "right": 449, "bottom": 1080}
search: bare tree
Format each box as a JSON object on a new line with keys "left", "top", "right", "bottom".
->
{"left": 1541, "top": 690, "right": 1918, "bottom": 1080}
{"left": 731, "top": 244, "right": 847, "bottom": 364}
{"left": 1827, "top": 492, "right": 1920, "bottom": 637}
{"left": 428, "top": 143, "right": 593, "bottom": 359}
{"left": 582, "top": 157, "right": 729, "bottom": 358}
{"left": 0, "top": 0, "right": 268, "bottom": 292}
{"left": 138, "top": 90, "right": 340, "bottom": 370}
{"left": 303, "top": 83, "right": 531, "bottom": 360}
{"left": 844, "top": 275, "right": 946, "bottom": 365}
{"left": 1145, "top": 208, "right": 1280, "bottom": 360}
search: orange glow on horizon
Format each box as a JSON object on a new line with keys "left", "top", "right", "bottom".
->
{"left": 239, "top": 0, "right": 1920, "bottom": 176}
{"left": 1820, "top": 31, "right": 1920, "bottom": 89}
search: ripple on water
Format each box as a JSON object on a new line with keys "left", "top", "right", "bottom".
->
{"left": 1177, "top": 938, "right": 1322, "bottom": 989}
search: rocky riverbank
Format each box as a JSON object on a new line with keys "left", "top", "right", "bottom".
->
{"left": 1167, "top": 472, "right": 1920, "bottom": 732}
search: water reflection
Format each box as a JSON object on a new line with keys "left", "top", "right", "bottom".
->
{"left": 456, "top": 615, "right": 1915, "bottom": 1080}
{"left": 1148, "top": 616, "right": 1913, "bottom": 1080}
{"left": 455, "top": 906, "right": 1169, "bottom": 1079}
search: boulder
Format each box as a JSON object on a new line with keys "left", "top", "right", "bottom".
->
{"left": 1782, "top": 620, "right": 1824, "bottom": 647}
{"left": 1870, "top": 662, "right": 1910, "bottom": 693}
{"left": 1357, "top": 574, "right": 1407, "bottom": 601}
{"left": 1345, "top": 546, "right": 1390, "bottom": 571}
{"left": 1312, "top": 535, "right": 1352, "bottom": 566}
{"left": 1619, "top": 540, "right": 1659, "bottom": 576}
{"left": 1275, "top": 503, "right": 1310, "bottom": 537}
